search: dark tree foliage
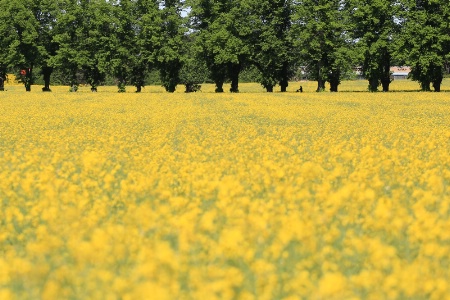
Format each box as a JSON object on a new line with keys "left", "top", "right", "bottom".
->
{"left": 189, "top": 0, "right": 228, "bottom": 92}
{"left": 179, "top": 34, "right": 209, "bottom": 92}
{"left": 29, "top": 0, "right": 60, "bottom": 91}
{"left": 189, "top": 0, "right": 251, "bottom": 93}
{"left": 0, "top": 65, "right": 6, "bottom": 90}
{"left": 1, "top": 0, "right": 449, "bottom": 93}
{"left": 249, "top": 0, "right": 295, "bottom": 92}
{"left": 79, "top": 0, "right": 116, "bottom": 92}
{"left": 350, "top": 0, "right": 400, "bottom": 92}
{"left": 51, "top": 0, "right": 116, "bottom": 92}
{"left": 157, "top": 0, "right": 185, "bottom": 92}
{"left": 293, "top": 0, "right": 356, "bottom": 92}
{"left": 110, "top": 0, "right": 135, "bottom": 92}
{"left": 396, "top": 0, "right": 450, "bottom": 92}
{"left": 0, "top": 0, "right": 40, "bottom": 91}
{"left": 110, "top": 0, "right": 158, "bottom": 93}
{"left": 50, "top": 0, "right": 82, "bottom": 91}
{"left": 133, "top": 0, "right": 161, "bottom": 92}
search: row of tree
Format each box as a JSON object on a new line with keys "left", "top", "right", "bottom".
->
{"left": 0, "top": 0, "right": 449, "bottom": 93}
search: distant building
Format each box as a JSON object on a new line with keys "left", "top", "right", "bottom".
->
{"left": 353, "top": 66, "right": 364, "bottom": 80}
{"left": 390, "top": 66, "right": 411, "bottom": 80}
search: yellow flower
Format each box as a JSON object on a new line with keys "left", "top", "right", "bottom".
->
{"left": 317, "top": 272, "right": 347, "bottom": 298}
{"left": 1, "top": 84, "right": 450, "bottom": 299}
{"left": 0, "top": 289, "right": 12, "bottom": 300}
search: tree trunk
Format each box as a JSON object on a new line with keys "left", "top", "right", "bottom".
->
{"left": 432, "top": 70, "right": 443, "bottom": 92}
{"left": 185, "top": 83, "right": 199, "bottom": 93}
{"left": 42, "top": 67, "right": 52, "bottom": 92}
{"left": 280, "top": 80, "right": 288, "bottom": 92}
{"left": 279, "top": 62, "right": 289, "bottom": 92}
{"left": 316, "top": 78, "right": 325, "bottom": 92}
{"left": 166, "top": 84, "right": 176, "bottom": 93}
{"left": 329, "top": 81, "right": 339, "bottom": 92}
{"left": 433, "top": 78, "right": 442, "bottom": 92}
{"left": 160, "top": 66, "right": 179, "bottom": 93}
{"left": 69, "top": 69, "right": 78, "bottom": 92}
{"left": 210, "top": 64, "right": 227, "bottom": 93}
{"left": 118, "top": 80, "right": 126, "bottom": 93}
{"left": 316, "top": 62, "right": 325, "bottom": 92}
{"left": 90, "top": 82, "right": 98, "bottom": 92}
{"left": 368, "top": 77, "right": 379, "bottom": 92}
{"left": 25, "top": 66, "right": 33, "bottom": 92}
{"left": 381, "top": 52, "right": 391, "bottom": 92}
{"left": 420, "top": 80, "right": 431, "bottom": 91}
{"left": 266, "top": 85, "right": 274, "bottom": 92}
{"left": 229, "top": 63, "right": 241, "bottom": 93}
{"left": 381, "top": 78, "right": 390, "bottom": 92}
{"left": 328, "top": 70, "right": 340, "bottom": 92}
{"left": 136, "top": 85, "right": 142, "bottom": 93}
{"left": 215, "top": 81, "right": 224, "bottom": 93}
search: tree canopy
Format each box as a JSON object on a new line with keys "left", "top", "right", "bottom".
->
{"left": 349, "top": 0, "right": 400, "bottom": 92}
{"left": 1, "top": 0, "right": 449, "bottom": 92}
{"left": 395, "top": 0, "right": 450, "bottom": 91}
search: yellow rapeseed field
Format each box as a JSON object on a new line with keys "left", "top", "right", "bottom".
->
{"left": 1, "top": 82, "right": 450, "bottom": 299}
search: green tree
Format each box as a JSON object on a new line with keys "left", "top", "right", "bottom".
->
{"left": 0, "top": 12, "right": 8, "bottom": 91}
{"left": 110, "top": 0, "right": 136, "bottom": 92}
{"left": 80, "top": 0, "right": 116, "bottom": 91}
{"left": 0, "top": 64, "right": 6, "bottom": 90}
{"left": 396, "top": 0, "right": 450, "bottom": 91}
{"left": 156, "top": 0, "right": 185, "bottom": 92}
{"left": 293, "top": 0, "right": 355, "bottom": 92}
{"left": 215, "top": 0, "right": 252, "bottom": 93}
{"left": 110, "top": 0, "right": 160, "bottom": 93}
{"left": 0, "top": 0, "right": 40, "bottom": 91}
{"left": 129, "top": 0, "right": 161, "bottom": 92}
{"left": 179, "top": 33, "right": 209, "bottom": 92}
{"left": 51, "top": 0, "right": 115, "bottom": 92}
{"left": 32, "top": 0, "right": 60, "bottom": 91}
{"left": 350, "top": 0, "right": 399, "bottom": 92}
{"left": 50, "top": 0, "right": 82, "bottom": 91}
{"left": 189, "top": 0, "right": 251, "bottom": 92}
{"left": 249, "top": 0, "right": 294, "bottom": 92}
{"left": 189, "top": 0, "right": 227, "bottom": 92}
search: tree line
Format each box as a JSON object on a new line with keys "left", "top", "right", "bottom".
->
{"left": 0, "top": 0, "right": 449, "bottom": 93}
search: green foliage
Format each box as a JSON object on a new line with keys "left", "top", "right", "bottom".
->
{"left": 248, "top": 0, "right": 295, "bottom": 92}
{"left": 49, "top": 0, "right": 81, "bottom": 87}
{"left": 109, "top": 0, "right": 134, "bottom": 92}
{"left": 107, "top": 0, "right": 160, "bottom": 93}
{"left": 239, "top": 65, "right": 261, "bottom": 83}
{"left": 179, "top": 34, "right": 209, "bottom": 92}
{"left": 0, "top": 0, "right": 41, "bottom": 91}
{"left": 0, "top": 65, "right": 8, "bottom": 87}
{"left": 350, "top": 0, "right": 399, "bottom": 92}
{"left": 189, "top": 0, "right": 251, "bottom": 92}
{"left": 292, "top": 0, "right": 357, "bottom": 92}
{"left": 396, "top": 0, "right": 450, "bottom": 92}
{"left": 1, "top": 0, "right": 450, "bottom": 93}
{"left": 156, "top": 0, "right": 185, "bottom": 92}
{"left": 51, "top": 0, "right": 116, "bottom": 91}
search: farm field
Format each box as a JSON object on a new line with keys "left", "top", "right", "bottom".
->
{"left": 3, "top": 78, "right": 450, "bottom": 93}
{"left": 1, "top": 84, "right": 450, "bottom": 299}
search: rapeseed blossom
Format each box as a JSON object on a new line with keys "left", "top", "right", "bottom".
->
{"left": 1, "top": 84, "right": 450, "bottom": 299}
